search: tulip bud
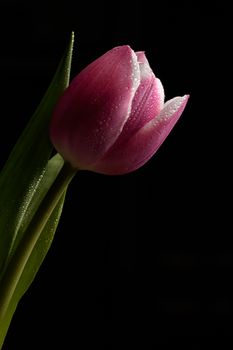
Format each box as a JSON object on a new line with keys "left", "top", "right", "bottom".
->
{"left": 50, "top": 46, "right": 189, "bottom": 175}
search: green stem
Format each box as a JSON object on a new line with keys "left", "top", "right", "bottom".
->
{"left": 0, "top": 161, "right": 77, "bottom": 337}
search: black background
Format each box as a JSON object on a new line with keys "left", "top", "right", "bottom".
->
{"left": 0, "top": 0, "right": 232, "bottom": 348}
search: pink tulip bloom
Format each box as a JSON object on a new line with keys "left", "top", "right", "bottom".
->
{"left": 50, "top": 46, "right": 189, "bottom": 175}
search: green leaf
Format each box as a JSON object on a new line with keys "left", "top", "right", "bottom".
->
{"left": 0, "top": 154, "right": 67, "bottom": 347}
{"left": 0, "top": 32, "right": 74, "bottom": 277}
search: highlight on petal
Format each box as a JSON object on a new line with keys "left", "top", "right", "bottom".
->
{"left": 50, "top": 46, "right": 140, "bottom": 168}
{"left": 135, "top": 51, "right": 164, "bottom": 114}
{"left": 93, "top": 95, "right": 189, "bottom": 175}
{"left": 105, "top": 76, "right": 165, "bottom": 150}
{"left": 136, "top": 51, "right": 147, "bottom": 63}
{"left": 137, "top": 58, "right": 164, "bottom": 121}
{"left": 108, "top": 51, "right": 165, "bottom": 149}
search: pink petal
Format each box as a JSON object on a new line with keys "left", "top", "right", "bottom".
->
{"left": 136, "top": 51, "right": 147, "bottom": 63}
{"left": 50, "top": 45, "right": 140, "bottom": 168}
{"left": 107, "top": 53, "right": 164, "bottom": 148}
{"left": 93, "top": 95, "right": 189, "bottom": 174}
{"left": 134, "top": 51, "right": 164, "bottom": 125}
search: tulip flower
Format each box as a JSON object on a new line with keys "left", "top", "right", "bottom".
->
{"left": 0, "top": 34, "right": 189, "bottom": 348}
{"left": 50, "top": 45, "right": 189, "bottom": 174}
